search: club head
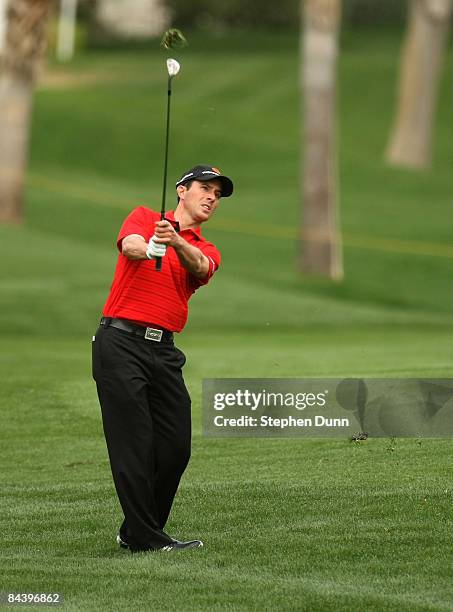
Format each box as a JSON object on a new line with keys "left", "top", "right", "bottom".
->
{"left": 167, "top": 58, "right": 181, "bottom": 78}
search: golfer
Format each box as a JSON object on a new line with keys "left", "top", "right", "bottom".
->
{"left": 92, "top": 165, "right": 234, "bottom": 552}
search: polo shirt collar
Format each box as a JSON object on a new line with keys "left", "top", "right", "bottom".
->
{"left": 166, "top": 210, "right": 202, "bottom": 237}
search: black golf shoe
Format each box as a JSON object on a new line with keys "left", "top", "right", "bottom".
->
{"left": 116, "top": 534, "right": 130, "bottom": 550}
{"left": 116, "top": 534, "right": 203, "bottom": 552}
{"left": 158, "top": 539, "right": 203, "bottom": 552}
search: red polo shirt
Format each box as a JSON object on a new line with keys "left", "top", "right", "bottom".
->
{"left": 102, "top": 207, "right": 220, "bottom": 332}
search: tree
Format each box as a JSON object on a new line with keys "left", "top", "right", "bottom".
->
{"left": 0, "top": 0, "right": 8, "bottom": 54}
{"left": 299, "top": 0, "right": 343, "bottom": 280}
{"left": 56, "top": 0, "right": 77, "bottom": 62}
{"left": 0, "top": 0, "right": 51, "bottom": 222}
{"left": 386, "top": 0, "right": 452, "bottom": 169}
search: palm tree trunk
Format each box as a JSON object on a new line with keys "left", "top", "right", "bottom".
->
{"left": 299, "top": 0, "right": 343, "bottom": 280}
{"left": 386, "top": 0, "right": 452, "bottom": 169}
{"left": 0, "top": 0, "right": 8, "bottom": 54}
{"left": 57, "top": 0, "right": 78, "bottom": 62}
{"left": 0, "top": 0, "right": 51, "bottom": 222}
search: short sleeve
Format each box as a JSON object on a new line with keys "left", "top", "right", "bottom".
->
{"left": 190, "top": 242, "right": 221, "bottom": 288}
{"left": 116, "top": 206, "right": 155, "bottom": 251}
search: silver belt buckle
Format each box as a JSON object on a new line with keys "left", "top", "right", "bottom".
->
{"left": 145, "top": 327, "right": 163, "bottom": 342}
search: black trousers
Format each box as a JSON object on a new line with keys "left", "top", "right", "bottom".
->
{"left": 92, "top": 323, "right": 191, "bottom": 552}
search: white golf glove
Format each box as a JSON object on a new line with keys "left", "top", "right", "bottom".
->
{"left": 146, "top": 236, "right": 167, "bottom": 260}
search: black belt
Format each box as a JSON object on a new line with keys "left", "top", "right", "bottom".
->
{"left": 100, "top": 317, "right": 173, "bottom": 343}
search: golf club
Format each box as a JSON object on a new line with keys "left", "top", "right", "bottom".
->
{"left": 155, "top": 29, "right": 186, "bottom": 271}
{"left": 155, "top": 57, "right": 180, "bottom": 271}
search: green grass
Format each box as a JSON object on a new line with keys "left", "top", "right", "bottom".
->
{"left": 1, "top": 29, "right": 453, "bottom": 611}
{"left": 1, "top": 334, "right": 453, "bottom": 610}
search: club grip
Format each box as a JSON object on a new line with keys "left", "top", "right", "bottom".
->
{"left": 155, "top": 256, "right": 162, "bottom": 271}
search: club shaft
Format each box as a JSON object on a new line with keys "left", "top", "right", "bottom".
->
{"left": 156, "top": 77, "right": 172, "bottom": 272}
{"left": 161, "top": 76, "right": 172, "bottom": 219}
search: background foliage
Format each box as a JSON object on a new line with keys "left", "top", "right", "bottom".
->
{"left": 167, "top": 0, "right": 408, "bottom": 29}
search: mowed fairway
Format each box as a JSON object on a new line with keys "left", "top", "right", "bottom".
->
{"left": 1, "top": 30, "right": 453, "bottom": 610}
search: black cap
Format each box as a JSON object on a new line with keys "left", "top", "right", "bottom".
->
{"left": 175, "top": 165, "right": 234, "bottom": 197}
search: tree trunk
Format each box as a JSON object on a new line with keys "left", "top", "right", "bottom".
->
{"left": 0, "top": 0, "right": 7, "bottom": 54}
{"left": 57, "top": 0, "right": 77, "bottom": 62}
{"left": 299, "top": 0, "right": 343, "bottom": 280}
{"left": 386, "top": 0, "right": 452, "bottom": 169}
{"left": 0, "top": 0, "right": 51, "bottom": 222}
